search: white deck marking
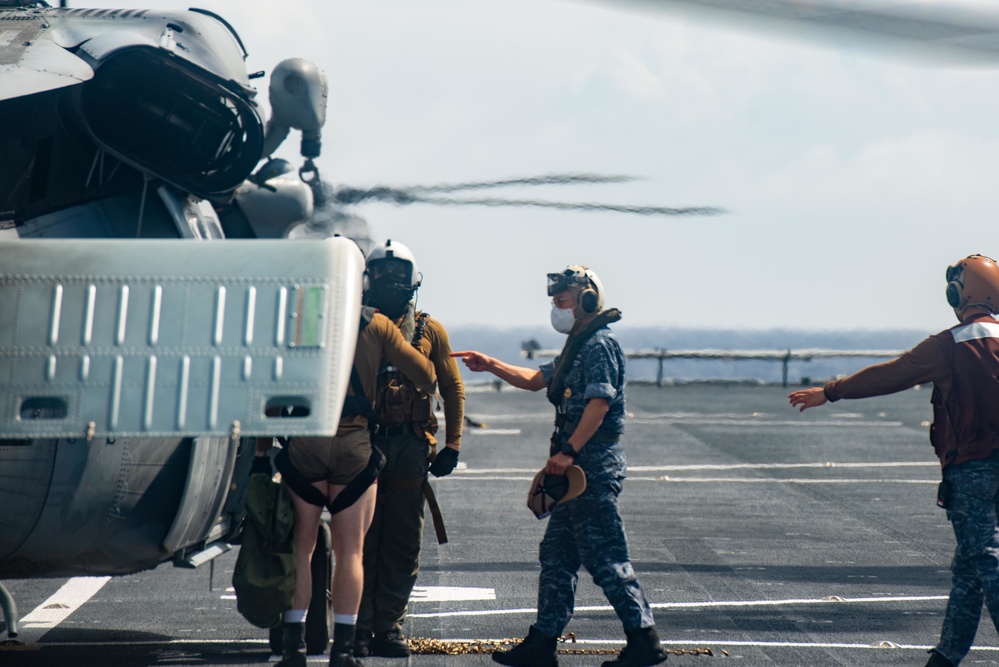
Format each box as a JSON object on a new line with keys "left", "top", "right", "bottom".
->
{"left": 17, "top": 576, "right": 111, "bottom": 644}
{"left": 447, "top": 461, "right": 940, "bottom": 484}
{"left": 454, "top": 461, "right": 937, "bottom": 475}
{"left": 409, "top": 594, "right": 949, "bottom": 618}
{"left": 410, "top": 586, "right": 496, "bottom": 602}
{"left": 628, "top": 461, "right": 938, "bottom": 471}
{"left": 471, "top": 429, "right": 522, "bottom": 436}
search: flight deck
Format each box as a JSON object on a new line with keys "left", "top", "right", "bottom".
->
{"left": 2, "top": 382, "right": 992, "bottom": 666}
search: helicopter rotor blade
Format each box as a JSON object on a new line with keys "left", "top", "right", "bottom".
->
{"left": 404, "top": 173, "right": 637, "bottom": 193}
{"left": 377, "top": 193, "right": 726, "bottom": 217}
{"left": 327, "top": 173, "right": 722, "bottom": 216}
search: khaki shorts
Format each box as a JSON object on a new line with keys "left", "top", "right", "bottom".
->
{"left": 289, "top": 428, "right": 371, "bottom": 484}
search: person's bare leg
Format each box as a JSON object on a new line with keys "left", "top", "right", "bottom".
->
{"left": 290, "top": 481, "right": 328, "bottom": 610}
{"left": 328, "top": 484, "right": 377, "bottom": 660}
{"left": 329, "top": 484, "right": 377, "bottom": 613}
{"left": 279, "top": 480, "right": 327, "bottom": 666}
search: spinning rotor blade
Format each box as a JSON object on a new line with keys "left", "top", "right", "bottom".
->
{"left": 405, "top": 173, "right": 636, "bottom": 192}
{"left": 327, "top": 173, "right": 724, "bottom": 217}
{"left": 399, "top": 194, "right": 724, "bottom": 217}
{"left": 616, "top": 0, "right": 999, "bottom": 63}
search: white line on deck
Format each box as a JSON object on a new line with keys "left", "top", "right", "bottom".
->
{"left": 16, "top": 576, "right": 111, "bottom": 644}
{"left": 453, "top": 461, "right": 937, "bottom": 475}
{"left": 409, "top": 593, "right": 949, "bottom": 618}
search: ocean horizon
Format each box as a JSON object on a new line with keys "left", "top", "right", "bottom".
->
{"left": 446, "top": 325, "right": 929, "bottom": 386}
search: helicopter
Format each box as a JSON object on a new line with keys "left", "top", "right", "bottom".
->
{"left": 0, "top": 0, "right": 731, "bottom": 652}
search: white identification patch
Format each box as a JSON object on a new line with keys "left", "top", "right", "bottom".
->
{"left": 409, "top": 586, "right": 496, "bottom": 602}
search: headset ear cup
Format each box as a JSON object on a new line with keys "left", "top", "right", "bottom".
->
{"left": 580, "top": 289, "right": 598, "bottom": 314}
{"left": 946, "top": 282, "right": 962, "bottom": 309}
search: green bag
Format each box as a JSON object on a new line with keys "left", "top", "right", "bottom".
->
{"left": 232, "top": 466, "right": 296, "bottom": 629}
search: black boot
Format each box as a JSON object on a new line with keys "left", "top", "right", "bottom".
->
{"left": 925, "top": 649, "right": 955, "bottom": 667}
{"left": 492, "top": 626, "right": 558, "bottom": 667}
{"left": 277, "top": 622, "right": 307, "bottom": 667}
{"left": 601, "top": 626, "right": 668, "bottom": 667}
{"left": 329, "top": 652, "right": 363, "bottom": 667}
{"left": 371, "top": 628, "right": 411, "bottom": 657}
{"left": 353, "top": 627, "right": 373, "bottom": 658}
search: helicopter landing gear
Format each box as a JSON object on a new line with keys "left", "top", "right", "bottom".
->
{"left": 269, "top": 521, "right": 333, "bottom": 655}
{"left": 0, "top": 580, "right": 21, "bottom": 645}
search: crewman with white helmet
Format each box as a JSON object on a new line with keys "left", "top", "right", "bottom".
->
{"left": 355, "top": 239, "right": 465, "bottom": 658}
{"left": 453, "top": 265, "right": 668, "bottom": 667}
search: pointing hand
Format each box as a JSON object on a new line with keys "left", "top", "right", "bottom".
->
{"left": 788, "top": 387, "right": 828, "bottom": 412}
{"left": 450, "top": 350, "right": 492, "bottom": 373}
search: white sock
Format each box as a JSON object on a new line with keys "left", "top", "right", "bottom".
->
{"left": 334, "top": 613, "right": 358, "bottom": 625}
{"left": 285, "top": 609, "right": 307, "bottom": 624}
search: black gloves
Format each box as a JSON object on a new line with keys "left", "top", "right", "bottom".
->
{"left": 429, "top": 446, "right": 459, "bottom": 477}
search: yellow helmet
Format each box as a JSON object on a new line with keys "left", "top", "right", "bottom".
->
{"left": 946, "top": 254, "right": 999, "bottom": 317}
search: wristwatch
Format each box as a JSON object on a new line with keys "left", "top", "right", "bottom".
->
{"left": 559, "top": 440, "right": 579, "bottom": 458}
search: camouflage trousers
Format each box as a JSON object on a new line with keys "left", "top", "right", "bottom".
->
{"left": 534, "top": 482, "right": 656, "bottom": 637}
{"left": 936, "top": 454, "right": 999, "bottom": 665}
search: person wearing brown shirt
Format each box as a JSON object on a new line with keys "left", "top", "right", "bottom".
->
{"left": 789, "top": 255, "right": 999, "bottom": 667}
{"left": 354, "top": 240, "right": 465, "bottom": 658}
{"left": 274, "top": 307, "right": 436, "bottom": 667}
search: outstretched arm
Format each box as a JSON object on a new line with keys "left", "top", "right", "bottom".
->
{"left": 451, "top": 351, "right": 546, "bottom": 392}
{"left": 788, "top": 387, "right": 828, "bottom": 412}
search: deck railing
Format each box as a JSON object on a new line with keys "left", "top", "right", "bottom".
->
{"left": 521, "top": 342, "right": 905, "bottom": 387}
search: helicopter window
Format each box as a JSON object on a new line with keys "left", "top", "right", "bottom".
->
{"left": 78, "top": 47, "right": 263, "bottom": 198}
{"left": 264, "top": 397, "right": 311, "bottom": 418}
{"left": 19, "top": 397, "right": 68, "bottom": 420}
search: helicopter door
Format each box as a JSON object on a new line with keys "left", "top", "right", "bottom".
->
{"left": 0, "top": 237, "right": 364, "bottom": 441}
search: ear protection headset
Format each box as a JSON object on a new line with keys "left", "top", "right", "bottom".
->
{"left": 945, "top": 264, "right": 963, "bottom": 309}
{"left": 578, "top": 280, "right": 599, "bottom": 314}
{"left": 548, "top": 265, "right": 605, "bottom": 315}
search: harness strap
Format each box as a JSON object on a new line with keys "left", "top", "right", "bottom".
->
{"left": 423, "top": 482, "right": 448, "bottom": 544}
{"left": 273, "top": 446, "right": 328, "bottom": 508}
{"left": 327, "top": 444, "right": 386, "bottom": 515}
{"left": 274, "top": 444, "right": 387, "bottom": 515}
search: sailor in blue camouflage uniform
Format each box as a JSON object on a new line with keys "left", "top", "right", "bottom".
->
{"left": 452, "top": 265, "right": 668, "bottom": 667}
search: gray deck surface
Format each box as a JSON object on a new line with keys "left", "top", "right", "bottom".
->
{"left": 3, "top": 383, "right": 996, "bottom": 666}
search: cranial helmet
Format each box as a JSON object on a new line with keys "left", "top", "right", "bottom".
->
{"left": 547, "top": 265, "right": 605, "bottom": 315}
{"left": 365, "top": 239, "right": 421, "bottom": 288}
{"left": 364, "top": 239, "right": 421, "bottom": 318}
{"left": 946, "top": 254, "right": 999, "bottom": 318}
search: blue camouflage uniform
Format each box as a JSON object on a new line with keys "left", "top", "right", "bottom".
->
{"left": 534, "top": 325, "right": 656, "bottom": 637}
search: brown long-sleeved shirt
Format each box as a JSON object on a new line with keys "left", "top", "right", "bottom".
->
{"left": 823, "top": 335, "right": 951, "bottom": 403}
{"left": 413, "top": 313, "right": 465, "bottom": 447}
{"left": 823, "top": 313, "right": 999, "bottom": 468}
{"left": 339, "top": 311, "right": 436, "bottom": 435}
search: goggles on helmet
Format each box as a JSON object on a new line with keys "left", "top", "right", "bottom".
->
{"left": 546, "top": 269, "right": 590, "bottom": 297}
{"left": 370, "top": 258, "right": 411, "bottom": 284}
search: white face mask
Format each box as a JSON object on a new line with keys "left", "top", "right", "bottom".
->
{"left": 550, "top": 305, "right": 576, "bottom": 333}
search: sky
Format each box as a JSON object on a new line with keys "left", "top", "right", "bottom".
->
{"left": 85, "top": 0, "right": 999, "bottom": 331}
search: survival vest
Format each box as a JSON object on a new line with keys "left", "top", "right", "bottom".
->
{"left": 930, "top": 315, "right": 999, "bottom": 468}
{"left": 376, "top": 312, "right": 434, "bottom": 426}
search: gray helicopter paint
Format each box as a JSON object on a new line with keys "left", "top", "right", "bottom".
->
{"left": 0, "top": 237, "right": 363, "bottom": 440}
{"left": 0, "top": 7, "right": 252, "bottom": 101}
{"left": 0, "top": 435, "right": 194, "bottom": 578}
